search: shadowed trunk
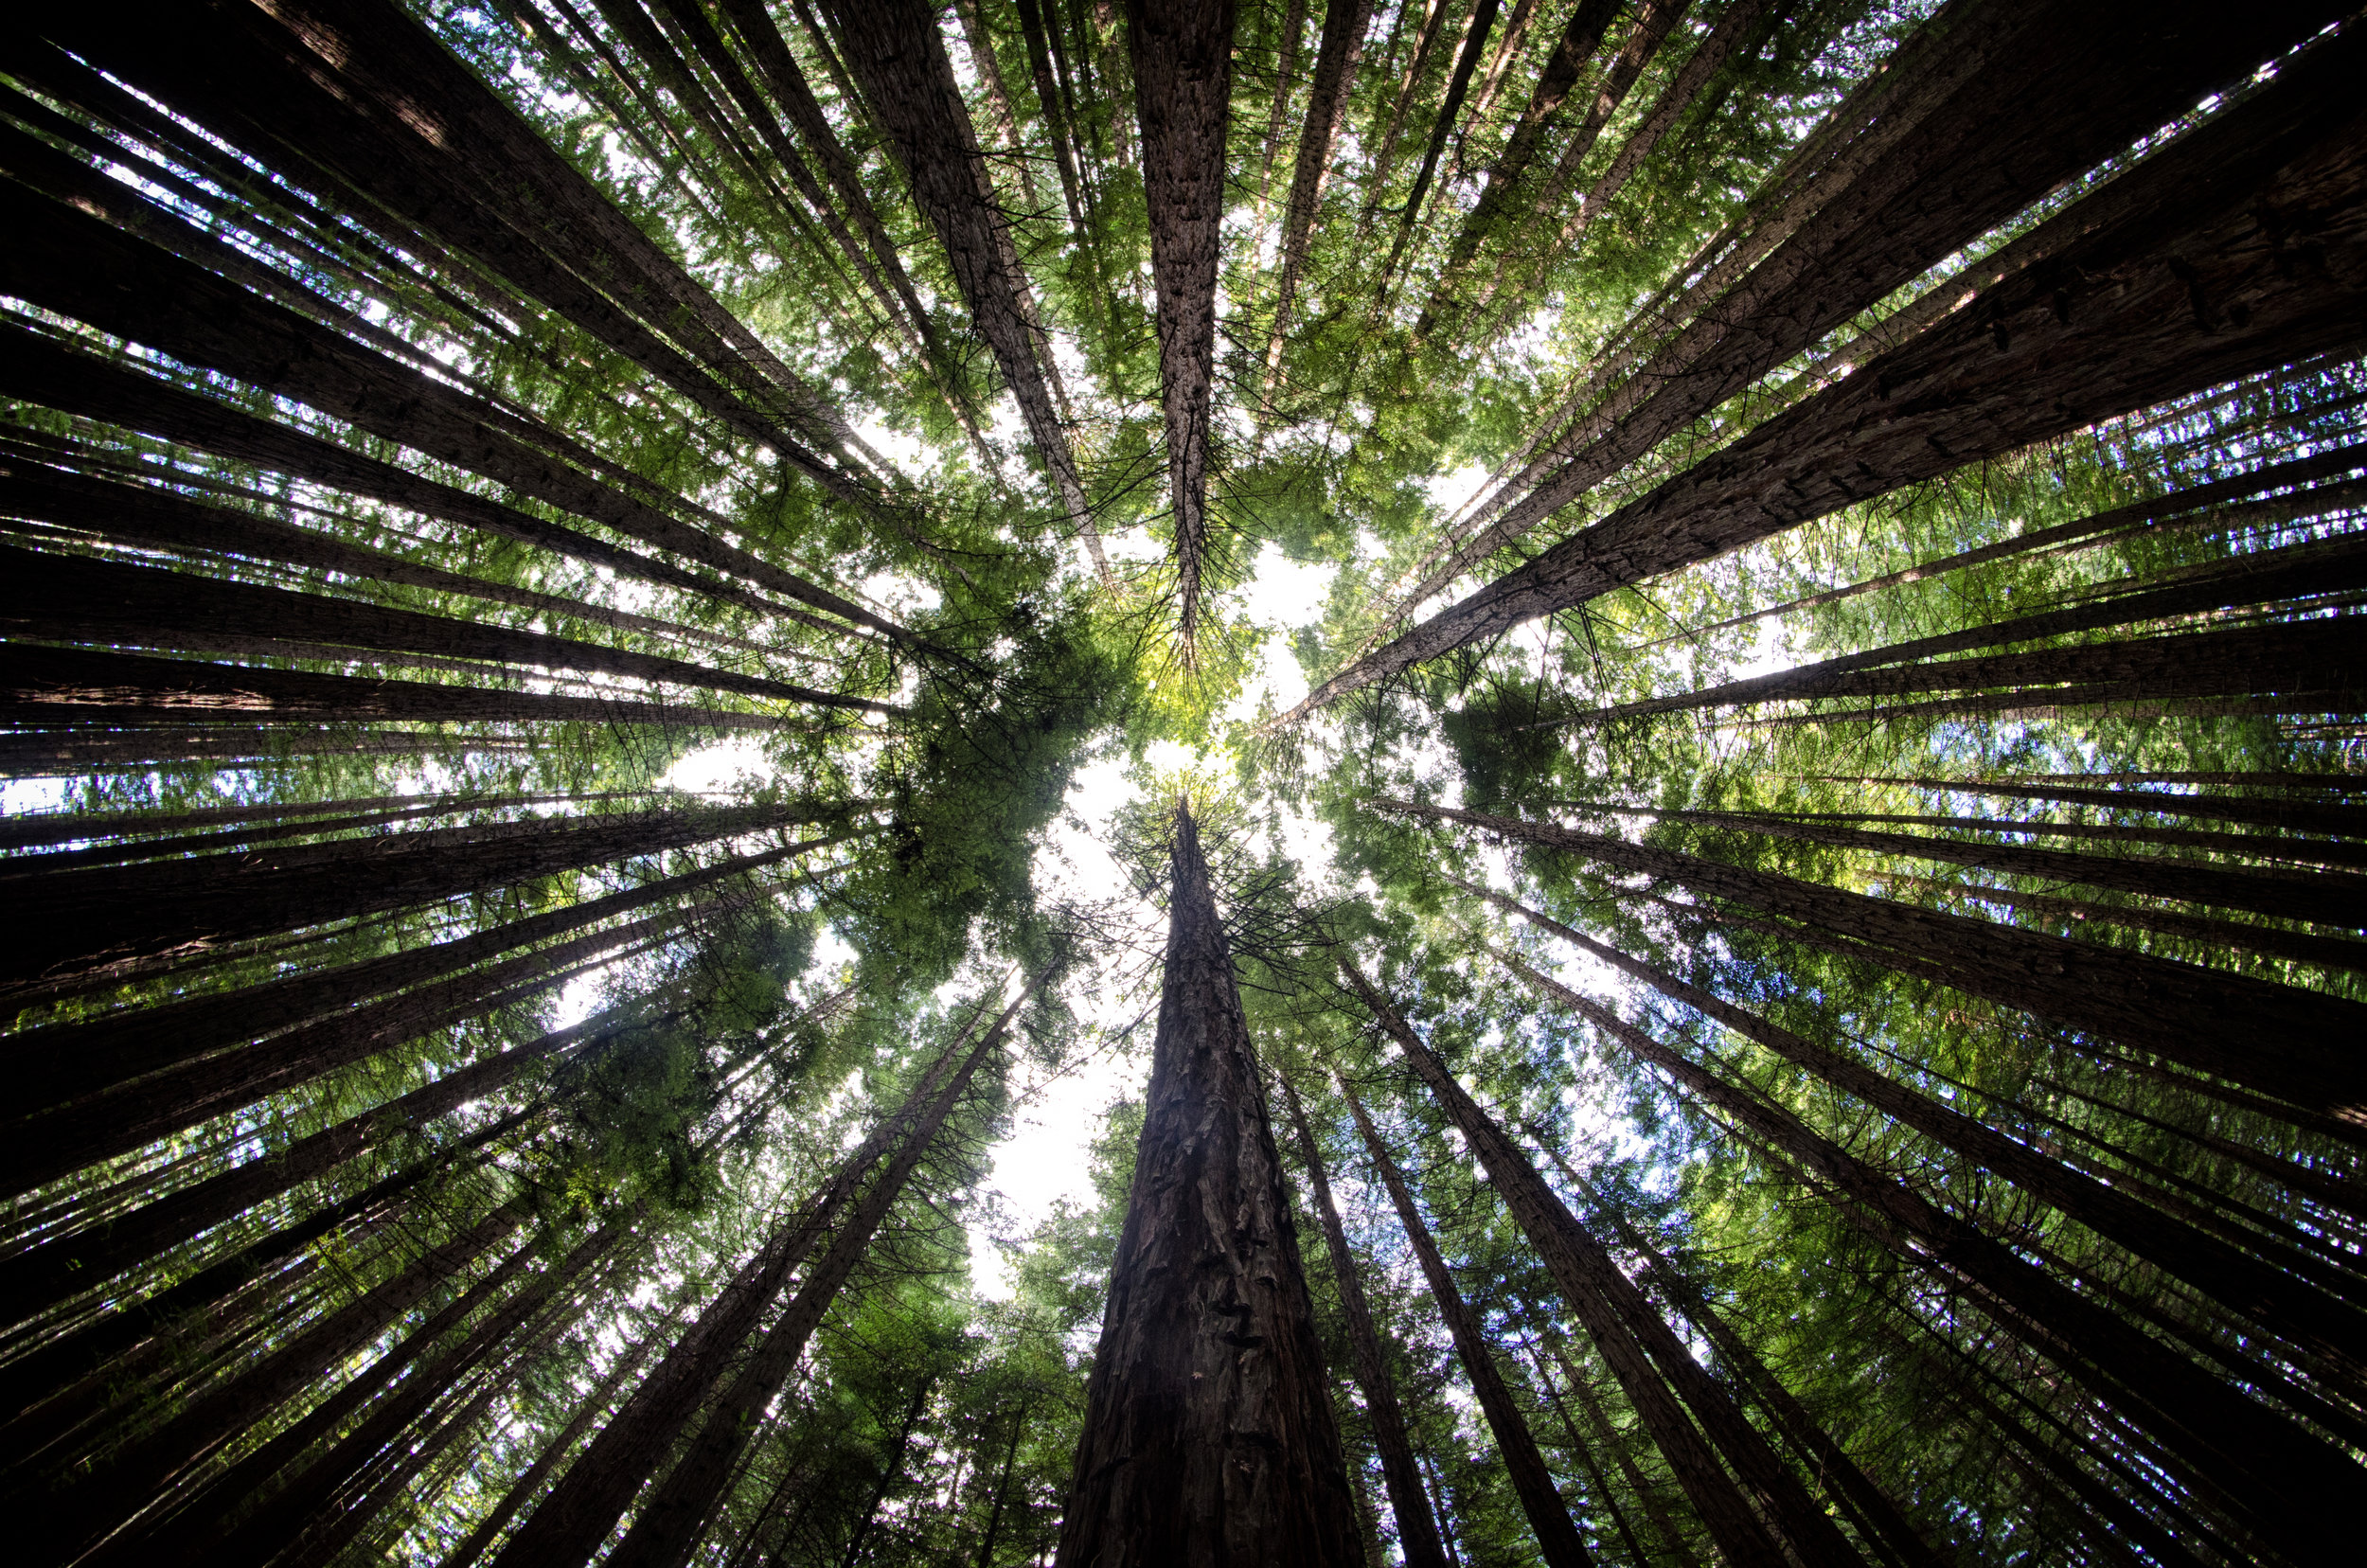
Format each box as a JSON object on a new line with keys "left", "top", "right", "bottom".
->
{"left": 1387, "top": 798, "right": 2367, "bottom": 1115}
{"left": 1054, "top": 805, "right": 1363, "bottom": 1564}
{"left": 487, "top": 989, "right": 1017, "bottom": 1567}
{"left": 607, "top": 978, "right": 1043, "bottom": 1568}
{"left": 1258, "top": 0, "right": 1376, "bottom": 413}
{"left": 1128, "top": 0, "right": 1236, "bottom": 652}
{"left": 1303, "top": 3, "right": 2367, "bottom": 707}
{"left": 1338, "top": 1079, "right": 1594, "bottom": 1567}
{"left": 1497, "top": 953, "right": 2358, "bottom": 1567}
{"left": 1375, "top": 0, "right": 1501, "bottom": 295}
{"left": 1342, "top": 962, "right": 1864, "bottom": 1568}
{"left": 1280, "top": 1075, "right": 1450, "bottom": 1568}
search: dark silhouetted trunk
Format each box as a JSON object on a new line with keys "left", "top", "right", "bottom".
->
{"left": 1384, "top": 799, "right": 2367, "bottom": 1116}
{"left": 1257, "top": 0, "right": 1375, "bottom": 411}
{"left": 1055, "top": 807, "right": 1362, "bottom": 1564}
{"left": 0, "top": 330, "right": 828, "bottom": 627}
{"left": 1290, "top": 6, "right": 2367, "bottom": 718}
{"left": 9, "top": 833, "right": 830, "bottom": 1112}
{"left": 1421, "top": 0, "right": 1622, "bottom": 310}
{"left": 1520, "top": 1343, "right": 1665, "bottom": 1568}
{"left": 1545, "top": 1343, "right": 1705, "bottom": 1568}
{"left": 1343, "top": 962, "right": 1864, "bottom": 1568}
{"left": 1497, "top": 953, "right": 2357, "bottom": 1568}
{"left": 950, "top": 0, "right": 1047, "bottom": 215}
{"left": 837, "top": 1375, "right": 934, "bottom": 1568}
{"left": 30, "top": 1201, "right": 528, "bottom": 1565}
{"left": 607, "top": 977, "right": 1043, "bottom": 1568}
{"left": 0, "top": 544, "right": 880, "bottom": 708}
{"left": 9, "top": 799, "right": 836, "bottom": 989}
{"left": 1376, "top": 0, "right": 1501, "bottom": 294}
{"left": 1467, "top": 882, "right": 2367, "bottom": 1377}
{"left": 488, "top": 989, "right": 1018, "bottom": 1567}
{"left": 1253, "top": 0, "right": 1308, "bottom": 214}
{"left": 1129, "top": 0, "right": 1236, "bottom": 650}
{"left": 1280, "top": 1076, "right": 1450, "bottom": 1568}
{"left": 1338, "top": 1079, "right": 1593, "bottom": 1566}
{"left": 1014, "top": 0, "right": 1095, "bottom": 237}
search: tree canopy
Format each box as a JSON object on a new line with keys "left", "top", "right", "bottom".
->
{"left": 3, "top": 0, "right": 2363, "bottom": 1563}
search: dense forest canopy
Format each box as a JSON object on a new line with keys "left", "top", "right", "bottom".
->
{"left": 2, "top": 0, "right": 2363, "bottom": 1562}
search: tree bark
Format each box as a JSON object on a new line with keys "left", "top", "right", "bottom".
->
{"left": 8, "top": 830, "right": 826, "bottom": 1119}
{"left": 9, "top": 798, "right": 837, "bottom": 989}
{"left": 1376, "top": 0, "right": 1502, "bottom": 295}
{"left": 1253, "top": 0, "right": 1308, "bottom": 216}
{"left": 0, "top": 183, "right": 895, "bottom": 632}
{"left": 1337, "top": 1079, "right": 1593, "bottom": 1567}
{"left": 1544, "top": 1341, "right": 1706, "bottom": 1568}
{"left": 29, "top": 1200, "right": 529, "bottom": 1566}
{"left": 607, "top": 978, "right": 1042, "bottom": 1568}
{"left": 1420, "top": 0, "right": 1624, "bottom": 309}
{"left": 825, "top": 0, "right": 1112, "bottom": 582}
{"left": 1014, "top": 0, "right": 1095, "bottom": 239}
{"left": 949, "top": 0, "right": 1047, "bottom": 217}
{"left": 1339, "top": 962, "right": 1848, "bottom": 1568}
{"left": 0, "top": 327, "right": 819, "bottom": 625}
{"left": 1055, "top": 805, "right": 1363, "bottom": 1564}
{"left": 1377, "top": 797, "right": 2367, "bottom": 1120}
{"left": 1499, "top": 955, "right": 2358, "bottom": 1567}
{"left": 1286, "top": 3, "right": 2367, "bottom": 721}
{"left": 1128, "top": 0, "right": 1236, "bottom": 651}
{"left": 1257, "top": 0, "right": 1376, "bottom": 414}
{"left": 1469, "top": 882, "right": 2367, "bottom": 1374}
{"left": 0, "top": 543, "right": 880, "bottom": 708}
{"left": 1520, "top": 1341, "right": 1671, "bottom": 1568}
{"left": 1280, "top": 1075, "right": 1450, "bottom": 1568}
{"left": 487, "top": 988, "right": 1020, "bottom": 1567}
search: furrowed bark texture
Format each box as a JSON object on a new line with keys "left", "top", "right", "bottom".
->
{"left": 1280, "top": 1077, "right": 1450, "bottom": 1568}
{"left": 1341, "top": 963, "right": 1863, "bottom": 1568}
{"left": 825, "top": 0, "right": 1111, "bottom": 577}
{"left": 1127, "top": 0, "right": 1236, "bottom": 649}
{"left": 1393, "top": 798, "right": 2367, "bottom": 1114}
{"left": 1497, "top": 953, "right": 2358, "bottom": 1567}
{"left": 1338, "top": 1080, "right": 1593, "bottom": 1568}
{"left": 1054, "top": 806, "right": 1363, "bottom": 1566}
{"left": 1292, "top": 3, "right": 2367, "bottom": 717}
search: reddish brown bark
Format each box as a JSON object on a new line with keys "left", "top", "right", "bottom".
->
{"left": 1055, "top": 807, "right": 1363, "bottom": 1564}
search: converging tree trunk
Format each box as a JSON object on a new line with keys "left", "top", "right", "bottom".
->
{"left": 1128, "top": 0, "right": 1236, "bottom": 653}
{"left": 1280, "top": 1075, "right": 1450, "bottom": 1568}
{"left": 1055, "top": 805, "right": 1363, "bottom": 1564}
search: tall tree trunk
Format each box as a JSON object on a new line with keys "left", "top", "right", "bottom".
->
{"left": 1419, "top": 0, "right": 1620, "bottom": 302}
{"left": 837, "top": 1375, "right": 935, "bottom": 1568}
{"left": 971, "top": 1399, "right": 1031, "bottom": 1568}
{"left": 28, "top": 1201, "right": 529, "bottom": 1566}
{"left": 1344, "top": 961, "right": 1870, "bottom": 1568}
{"left": 1256, "top": 0, "right": 1377, "bottom": 416}
{"left": 949, "top": 0, "right": 1047, "bottom": 216}
{"left": 487, "top": 988, "right": 1019, "bottom": 1567}
{"left": 1337, "top": 1078, "right": 1594, "bottom": 1567}
{"left": 1287, "top": 4, "right": 2367, "bottom": 719}
{"left": 1014, "top": 0, "right": 1095, "bottom": 239}
{"left": 9, "top": 799, "right": 838, "bottom": 989}
{"left": 607, "top": 977, "right": 1045, "bottom": 1568}
{"left": 1280, "top": 1076, "right": 1451, "bottom": 1568}
{"left": 442, "top": 1328, "right": 668, "bottom": 1568}
{"left": 1498, "top": 953, "right": 2361, "bottom": 1567}
{"left": 1055, "top": 806, "right": 1363, "bottom": 1564}
{"left": 825, "top": 0, "right": 1114, "bottom": 583}
{"left": 9, "top": 834, "right": 829, "bottom": 1110}
{"left": 1465, "top": 883, "right": 2367, "bottom": 1375}
{"left": 1520, "top": 1341, "right": 1667, "bottom": 1568}
{"left": 1544, "top": 1341, "right": 1706, "bottom": 1568}
{"left": 0, "top": 544, "right": 878, "bottom": 709}
{"left": 1128, "top": 0, "right": 1236, "bottom": 653}
{"left": 1375, "top": 0, "right": 1502, "bottom": 297}
{"left": 1253, "top": 0, "right": 1309, "bottom": 218}
{"left": 0, "top": 328, "right": 819, "bottom": 625}
{"left": 1376, "top": 800, "right": 2367, "bottom": 1119}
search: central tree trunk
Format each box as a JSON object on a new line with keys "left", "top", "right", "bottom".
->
{"left": 1055, "top": 804, "right": 1362, "bottom": 1565}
